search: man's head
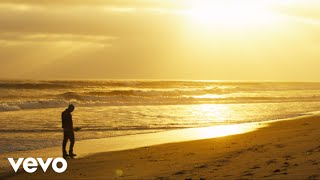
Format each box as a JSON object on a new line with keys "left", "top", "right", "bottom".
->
{"left": 67, "top": 104, "right": 75, "bottom": 112}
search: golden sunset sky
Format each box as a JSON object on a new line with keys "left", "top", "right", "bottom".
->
{"left": 1, "top": 0, "right": 320, "bottom": 81}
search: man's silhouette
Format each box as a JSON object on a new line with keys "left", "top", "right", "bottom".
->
{"left": 62, "top": 104, "right": 76, "bottom": 158}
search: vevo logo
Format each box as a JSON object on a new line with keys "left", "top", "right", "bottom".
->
{"left": 8, "top": 158, "right": 67, "bottom": 173}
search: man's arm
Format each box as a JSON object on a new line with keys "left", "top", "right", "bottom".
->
{"left": 70, "top": 114, "right": 74, "bottom": 130}
{"left": 61, "top": 112, "right": 65, "bottom": 128}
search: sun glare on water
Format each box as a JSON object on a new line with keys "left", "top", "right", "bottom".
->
{"left": 187, "top": 1, "right": 279, "bottom": 28}
{"left": 181, "top": 123, "right": 265, "bottom": 140}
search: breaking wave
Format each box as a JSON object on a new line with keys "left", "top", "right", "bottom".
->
{"left": 1, "top": 95, "right": 320, "bottom": 112}
{"left": 1, "top": 80, "right": 320, "bottom": 112}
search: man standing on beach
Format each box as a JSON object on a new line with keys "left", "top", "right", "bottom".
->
{"left": 62, "top": 104, "right": 77, "bottom": 159}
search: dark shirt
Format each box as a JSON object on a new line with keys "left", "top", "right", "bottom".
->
{"left": 62, "top": 109, "right": 73, "bottom": 131}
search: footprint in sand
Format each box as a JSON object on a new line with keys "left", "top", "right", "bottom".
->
{"left": 275, "top": 144, "right": 286, "bottom": 148}
{"left": 156, "top": 176, "right": 168, "bottom": 180}
{"left": 308, "top": 175, "right": 319, "bottom": 180}
{"left": 185, "top": 153, "right": 195, "bottom": 156}
{"left": 273, "top": 168, "right": 288, "bottom": 175}
{"left": 250, "top": 165, "right": 261, "bottom": 170}
{"left": 248, "top": 145, "right": 265, "bottom": 152}
{"left": 223, "top": 174, "right": 232, "bottom": 178}
{"left": 283, "top": 155, "right": 294, "bottom": 160}
{"left": 173, "top": 170, "right": 188, "bottom": 175}
{"left": 149, "top": 159, "right": 163, "bottom": 162}
{"left": 242, "top": 170, "right": 254, "bottom": 177}
{"left": 140, "top": 155, "right": 152, "bottom": 160}
{"left": 217, "top": 159, "right": 229, "bottom": 164}
{"left": 283, "top": 162, "right": 289, "bottom": 166}
{"left": 308, "top": 160, "right": 319, "bottom": 166}
{"left": 266, "top": 159, "right": 277, "bottom": 165}
{"left": 195, "top": 164, "right": 208, "bottom": 169}
{"left": 306, "top": 145, "right": 320, "bottom": 154}
{"left": 273, "top": 169, "right": 281, "bottom": 173}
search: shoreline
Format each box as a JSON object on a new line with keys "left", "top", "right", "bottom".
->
{"left": 3, "top": 113, "right": 320, "bottom": 179}
{"left": 0, "top": 121, "right": 266, "bottom": 175}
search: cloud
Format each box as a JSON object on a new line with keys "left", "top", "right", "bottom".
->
{"left": 0, "top": 2, "right": 184, "bottom": 39}
{"left": 1, "top": 0, "right": 319, "bottom": 80}
{"left": 0, "top": 0, "right": 182, "bottom": 9}
{"left": 0, "top": 0, "right": 189, "bottom": 12}
{"left": 282, "top": 15, "right": 320, "bottom": 26}
{"left": 273, "top": 0, "right": 320, "bottom": 23}
{"left": 0, "top": 1, "right": 186, "bottom": 15}
{"left": 0, "top": 32, "right": 116, "bottom": 47}
{"left": 0, "top": 3, "right": 40, "bottom": 11}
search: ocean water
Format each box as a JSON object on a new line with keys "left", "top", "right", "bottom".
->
{"left": 1, "top": 80, "right": 320, "bottom": 153}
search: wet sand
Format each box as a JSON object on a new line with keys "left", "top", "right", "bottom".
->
{"left": 4, "top": 115, "right": 320, "bottom": 179}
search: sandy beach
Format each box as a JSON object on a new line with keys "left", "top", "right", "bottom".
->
{"left": 2, "top": 0, "right": 320, "bottom": 178}
{"left": 2, "top": 114, "right": 319, "bottom": 179}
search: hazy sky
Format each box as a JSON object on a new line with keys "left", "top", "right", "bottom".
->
{"left": 1, "top": 0, "right": 320, "bottom": 81}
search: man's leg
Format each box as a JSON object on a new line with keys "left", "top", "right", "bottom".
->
{"left": 62, "top": 131, "right": 69, "bottom": 157}
{"left": 69, "top": 131, "right": 76, "bottom": 156}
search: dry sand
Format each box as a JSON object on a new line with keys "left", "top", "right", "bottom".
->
{"left": 4, "top": 115, "right": 320, "bottom": 179}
